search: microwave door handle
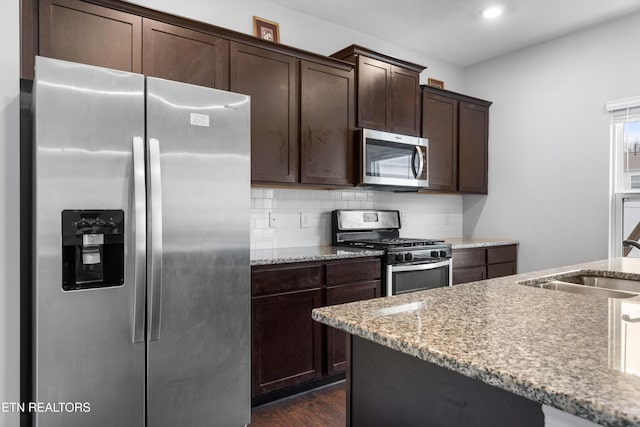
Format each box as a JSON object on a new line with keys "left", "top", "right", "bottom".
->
{"left": 132, "top": 136, "right": 146, "bottom": 344}
{"left": 412, "top": 146, "right": 425, "bottom": 179}
{"left": 148, "top": 138, "right": 163, "bottom": 341}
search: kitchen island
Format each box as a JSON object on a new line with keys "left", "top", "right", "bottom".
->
{"left": 312, "top": 258, "right": 640, "bottom": 427}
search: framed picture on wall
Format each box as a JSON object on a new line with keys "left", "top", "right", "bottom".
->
{"left": 428, "top": 78, "right": 445, "bottom": 89}
{"left": 253, "top": 16, "right": 280, "bottom": 43}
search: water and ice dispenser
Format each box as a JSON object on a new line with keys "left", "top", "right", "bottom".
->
{"left": 62, "top": 210, "right": 125, "bottom": 291}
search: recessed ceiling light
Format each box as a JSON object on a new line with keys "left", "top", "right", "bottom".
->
{"left": 481, "top": 6, "right": 503, "bottom": 19}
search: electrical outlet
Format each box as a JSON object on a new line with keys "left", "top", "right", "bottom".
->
{"left": 401, "top": 213, "right": 408, "bottom": 226}
{"left": 300, "top": 212, "right": 311, "bottom": 228}
{"left": 269, "top": 212, "right": 278, "bottom": 228}
{"left": 444, "top": 213, "right": 450, "bottom": 225}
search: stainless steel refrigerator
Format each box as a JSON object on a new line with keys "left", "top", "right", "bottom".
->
{"left": 31, "top": 56, "right": 251, "bottom": 427}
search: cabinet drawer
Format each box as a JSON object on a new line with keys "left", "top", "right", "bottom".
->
{"left": 452, "top": 266, "right": 486, "bottom": 285}
{"left": 452, "top": 248, "right": 485, "bottom": 268}
{"left": 487, "top": 245, "right": 517, "bottom": 264}
{"left": 252, "top": 264, "right": 321, "bottom": 296}
{"left": 487, "top": 261, "right": 517, "bottom": 279}
{"left": 326, "top": 258, "right": 381, "bottom": 286}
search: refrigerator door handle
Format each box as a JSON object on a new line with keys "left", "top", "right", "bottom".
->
{"left": 148, "top": 138, "right": 163, "bottom": 341}
{"left": 132, "top": 137, "right": 147, "bottom": 343}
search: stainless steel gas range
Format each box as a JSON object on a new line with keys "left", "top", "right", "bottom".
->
{"left": 332, "top": 210, "right": 452, "bottom": 296}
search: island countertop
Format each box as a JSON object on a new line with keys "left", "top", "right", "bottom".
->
{"left": 312, "top": 258, "right": 640, "bottom": 427}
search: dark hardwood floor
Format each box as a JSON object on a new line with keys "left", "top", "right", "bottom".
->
{"left": 250, "top": 382, "right": 346, "bottom": 427}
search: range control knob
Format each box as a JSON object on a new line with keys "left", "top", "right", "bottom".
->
{"left": 430, "top": 250, "right": 439, "bottom": 258}
{"left": 395, "top": 254, "right": 405, "bottom": 262}
{"left": 405, "top": 253, "right": 413, "bottom": 261}
{"left": 439, "top": 250, "right": 448, "bottom": 258}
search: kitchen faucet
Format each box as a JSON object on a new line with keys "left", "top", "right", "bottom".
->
{"left": 622, "top": 240, "right": 640, "bottom": 250}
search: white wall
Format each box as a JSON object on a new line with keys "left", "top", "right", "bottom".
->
{"left": 1, "top": 0, "right": 20, "bottom": 425}
{"left": 463, "top": 12, "right": 640, "bottom": 272}
{"left": 127, "top": 0, "right": 465, "bottom": 91}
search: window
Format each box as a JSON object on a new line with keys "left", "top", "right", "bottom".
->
{"left": 608, "top": 97, "right": 640, "bottom": 258}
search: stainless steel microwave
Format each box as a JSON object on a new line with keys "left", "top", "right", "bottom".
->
{"left": 356, "top": 129, "right": 429, "bottom": 190}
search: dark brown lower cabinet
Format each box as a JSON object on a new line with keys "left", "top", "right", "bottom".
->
{"left": 252, "top": 288, "right": 323, "bottom": 396}
{"left": 452, "top": 244, "right": 518, "bottom": 285}
{"left": 326, "top": 280, "right": 380, "bottom": 375}
{"left": 251, "top": 257, "right": 382, "bottom": 402}
{"left": 453, "top": 265, "right": 487, "bottom": 285}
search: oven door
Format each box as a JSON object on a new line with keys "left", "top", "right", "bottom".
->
{"left": 386, "top": 259, "right": 452, "bottom": 296}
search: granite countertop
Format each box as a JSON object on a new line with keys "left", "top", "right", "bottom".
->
{"left": 251, "top": 239, "right": 517, "bottom": 266}
{"left": 445, "top": 237, "right": 518, "bottom": 249}
{"left": 250, "top": 246, "right": 384, "bottom": 266}
{"left": 312, "top": 258, "right": 640, "bottom": 427}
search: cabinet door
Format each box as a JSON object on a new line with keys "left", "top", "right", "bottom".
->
{"left": 142, "top": 18, "right": 228, "bottom": 89}
{"left": 487, "top": 262, "right": 517, "bottom": 279}
{"left": 356, "top": 56, "right": 391, "bottom": 131}
{"left": 459, "top": 101, "right": 489, "bottom": 194}
{"left": 230, "top": 42, "right": 298, "bottom": 183}
{"left": 422, "top": 91, "right": 458, "bottom": 191}
{"left": 326, "top": 281, "right": 381, "bottom": 375}
{"left": 252, "top": 289, "right": 323, "bottom": 396}
{"left": 452, "top": 266, "right": 487, "bottom": 285}
{"left": 452, "top": 247, "right": 486, "bottom": 269}
{"left": 389, "top": 65, "right": 420, "bottom": 136}
{"left": 39, "top": 0, "right": 142, "bottom": 73}
{"left": 300, "top": 61, "right": 355, "bottom": 185}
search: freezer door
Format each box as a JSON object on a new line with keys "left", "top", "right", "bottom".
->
{"left": 145, "top": 77, "right": 251, "bottom": 426}
{"left": 32, "top": 57, "right": 145, "bottom": 426}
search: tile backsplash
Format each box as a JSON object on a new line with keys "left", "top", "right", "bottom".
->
{"left": 251, "top": 188, "right": 463, "bottom": 249}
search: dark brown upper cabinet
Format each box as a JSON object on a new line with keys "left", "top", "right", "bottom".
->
{"left": 421, "top": 91, "right": 458, "bottom": 191}
{"left": 331, "top": 45, "right": 425, "bottom": 137}
{"left": 36, "top": 0, "right": 229, "bottom": 90}
{"left": 230, "top": 42, "right": 299, "bottom": 184}
{"left": 38, "top": 0, "right": 142, "bottom": 74}
{"left": 142, "top": 18, "right": 229, "bottom": 90}
{"left": 230, "top": 42, "right": 354, "bottom": 186}
{"left": 24, "top": 0, "right": 359, "bottom": 189}
{"left": 300, "top": 60, "right": 355, "bottom": 186}
{"left": 421, "top": 86, "right": 491, "bottom": 194}
{"left": 459, "top": 100, "right": 490, "bottom": 194}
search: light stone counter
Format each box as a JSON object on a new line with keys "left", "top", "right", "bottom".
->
{"left": 250, "top": 246, "right": 384, "bottom": 266}
{"left": 312, "top": 258, "right": 640, "bottom": 427}
{"left": 250, "top": 239, "right": 516, "bottom": 266}
{"left": 445, "top": 237, "right": 519, "bottom": 249}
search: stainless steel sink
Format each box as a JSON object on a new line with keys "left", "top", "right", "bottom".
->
{"left": 517, "top": 272, "right": 640, "bottom": 299}
{"left": 560, "top": 275, "right": 640, "bottom": 294}
{"left": 539, "top": 280, "right": 639, "bottom": 298}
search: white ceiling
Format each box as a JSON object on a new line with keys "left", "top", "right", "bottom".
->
{"left": 269, "top": 0, "right": 640, "bottom": 67}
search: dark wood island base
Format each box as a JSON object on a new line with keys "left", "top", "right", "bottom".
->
{"left": 347, "top": 336, "right": 544, "bottom": 426}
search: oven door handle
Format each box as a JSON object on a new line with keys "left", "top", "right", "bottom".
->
{"left": 390, "top": 259, "right": 451, "bottom": 272}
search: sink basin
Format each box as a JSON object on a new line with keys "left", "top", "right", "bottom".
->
{"left": 517, "top": 271, "right": 640, "bottom": 299}
{"left": 539, "top": 280, "right": 639, "bottom": 298}
{"left": 560, "top": 275, "right": 640, "bottom": 294}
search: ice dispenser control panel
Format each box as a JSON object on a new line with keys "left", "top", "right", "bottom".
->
{"left": 62, "top": 210, "right": 124, "bottom": 291}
